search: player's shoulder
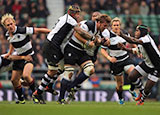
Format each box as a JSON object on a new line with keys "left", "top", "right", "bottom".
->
{"left": 84, "top": 20, "right": 95, "bottom": 33}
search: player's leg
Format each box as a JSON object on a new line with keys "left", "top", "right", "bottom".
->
{"left": 45, "top": 61, "right": 64, "bottom": 95}
{"left": 128, "top": 69, "right": 144, "bottom": 98}
{"left": 23, "top": 63, "right": 35, "bottom": 92}
{"left": 137, "top": 73, "right": 159, "bottom": 105}
{"left": 128, "top": 62, "right": 150, "bottom": 95}
{"left": 23, "top": 63, "right": 38, "bottom": 103}
{"left": 11, "top": 70, "right": 25, "bottom": 104}
{"left": 65, "top": 60, "right": 95, "bottom": 103}
{"left": 34, "top": 69, "right": 57, "bottom": 104}
{"left": 68, "top": 60, "right": 95, "bottom": 91}
{"left": 33, "top": 40, "right": 62, "bottom": 104}
{"left": 115, "top": 75, "right": 124, "bottom": 104}
{"left": 58, "top": 65, "right": 74, "bottom": 104}
{"left": 124, "top": 64, "right": 137, "bottom": 99}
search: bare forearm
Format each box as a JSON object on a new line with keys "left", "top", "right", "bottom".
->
{"left": 101, "top": 48, "right": 110, "bottom": 60}
{"left": 120, "top": 33, "right": 142, "bottom": 44}
{"left": 8, "top": 55, "right": 25, "bottom": 61}
{"left": 34, "top": 28, "right": 51, "bottom": 34}
{"left": 122, "top": 47, "right": 133, "bottom": 53}
{"left": 74, "top": 26, "right": 93, "bottom": 40}
{"left": 74, "top": 32, "right": 87, "bottom": 44}
{"left": 8, "top": 44, "right": 14, "bottom": 55}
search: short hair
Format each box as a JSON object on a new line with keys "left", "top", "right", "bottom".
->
{"left": 91, "top": 11, "right": 101, "bottom": 21}
{"left": 111, "top": 17, "right": 121, "bottom": 25}
{"left": 97, "top": 14, "right": 111, "bottom": 24}
{"left": 1, "top": 13, "right": 15, "bottom": 27}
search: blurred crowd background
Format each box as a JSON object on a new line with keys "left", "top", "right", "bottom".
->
{"left": 0, "top": 0, "right": 160, "bottom": 91}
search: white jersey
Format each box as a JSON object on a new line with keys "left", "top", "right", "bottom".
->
{"left": 69, "top": 20, "right": 100, "bottom": 56}
{"left": 47, "top": 14, "right": 78, "bottom": 52}
{"left": 138, "top": 34, "right": 160, "bottom": 68}
{"left": 6, "top": 26, "right": 34, "bottom": 56}
{"left": 101, "top": 29, "right": 129, "bottom": 62}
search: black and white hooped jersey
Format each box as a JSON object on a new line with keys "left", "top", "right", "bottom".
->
{"left": 101, "top": 29, "right": 129, "bottom": 62}
{"left": 69, "top": 20, "right": 100, "bottom": 56}
{"left": 6, "top": 26, "right": 34, "bottom": 56}
{"left": 47, "top": 14, "right": 78, "bottom": 49}
{"left": 138, "top": 34, "right": 160, "bottom": 68}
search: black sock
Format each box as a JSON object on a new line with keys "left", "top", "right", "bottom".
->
{"left": 68, "top": 72, "right": 88, "bottom": 91}
{"left": 15, "top": 86, "right": 24, "bottom": 101}
{"left": 59, "top": 78, "right": 71, "bottom": 101}
{"left": 130, "top": 83, "right": 135, "bottom": 91}
{"left": 29, "top": 79, "right": 35, "bottom": 93}
{"left": 48, "top": 82, "right": 54, "bottom": 89}
{"left": 37, "top": 89, "right": 43, "bottom": 95}
{"left": 116, "top": 89, "right": 123, "bottom": 100}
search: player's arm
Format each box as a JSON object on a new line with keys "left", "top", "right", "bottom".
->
{"left": 4, "top": 44, "right": 14, "bottom": 58}
{"left": 117, "top": 42, "right": 142, "bottom": 57}
{"left": 100, "top": 48, "right": 117, "bottom": 63}
{"left": 74, "top": 32, "right": 95, "bottom": 47}
{"left": 34, "top": 28, "right": 51, "bottom": 34}
{"left": 120, "top": 31, "right": 143, "bottom": 45}
{"left": 7, "top": 55, "right": 33, "bottom": 61}
{"left": 74, "top": 25, "right": 93, "bottom": 40}
{"left": 117, "top": 43, "right": 133, "bottom": 53}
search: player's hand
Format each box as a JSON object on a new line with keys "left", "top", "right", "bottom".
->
{"left": 137, "top": 53, "right": 143, "bottom": 58}
{"left": 93, "top": 35, "right": 101, "bottom": 46}
{"left": 109, "top": 57, "right": 117, "bottom": 63}
{"left": 117, "top": 42, "right": 125, "bottom": 50}
{"left": 4, "top": 53, "right": 10, "bottom": 59}
{"left": 101, "top": 37, "right": 110, "bottom": 46}
{"left": 88, "top": 41, "right": 95, "bottom": 47}
{"left": 104, "top": 38, "right": 110, "bottom": 46}
{"left": 23, "top": 55, "right": 33, "bottom": 61}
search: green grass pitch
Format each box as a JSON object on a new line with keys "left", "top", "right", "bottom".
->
{"left": 0, "top": 101, "right": 160, "bottom": 115}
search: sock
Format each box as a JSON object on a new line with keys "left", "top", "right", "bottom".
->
{"left": 15, "top": 85, "right": 24, "bottom": 101}
{"left": 58, "top": 78, "right": 71, "bottom": 101}
{"left": 48, "top": 82, "right": 54, "bottom": 89}
{"left": 68, "top": 72, "right": 88, "bottom": 91}
{"left": 38, "top": 73, "right": 52, "bottom": 94}
{"left": 116, "top": 88, "right": 123, "bottom": 100}
{"left": 29, "top": 79, "right": 35, "bottom": 93}
{"left": 132, "top": 78, "right": 144, "bottom": 93}
{"left": 141, "top": 90, "right": 150, "bottom": 102}
{"left": 130, "top": 83, "right": 135, "bottom": 91}
{"left": 47, "top": 74, "right": 58, "bottom": 89}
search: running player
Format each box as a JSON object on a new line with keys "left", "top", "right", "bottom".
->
{"left": 119, "top": 25, "right": 160, "bottom": 105}
{"left": 100, "top": 17, "right": 137, "bottom": 104}
{"left": 1, "top": 13, "right": 51, "bottom": 104}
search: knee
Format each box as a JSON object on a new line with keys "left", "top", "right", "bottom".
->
{"left": 116, "top": 85, "right": 123, "bottom": 91}
{"left": 63, "top": 66, "right": 74, "bottom": 80}
{"left": 23, "top": 75, "right": 28, "bottom": 80}
{"left": 83, "top": 62, "right": 95, "bottom": 76}
{"left": 11, "top": 78, "right": 19, "bottom": 86}
{"left": 47, "top": 70, "right": 57, "bottom": 77}
{"left": 117, "top": 84, "right": 123, "bottom": 90}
